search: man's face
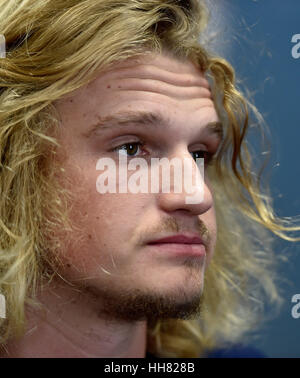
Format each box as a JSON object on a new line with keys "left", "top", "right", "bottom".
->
{"left": 53, "top": 51, "right": 221, "bottom": 321}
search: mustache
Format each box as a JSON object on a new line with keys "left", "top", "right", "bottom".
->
{"left": 136, "top": 217, "right": 210, "bottom": 247}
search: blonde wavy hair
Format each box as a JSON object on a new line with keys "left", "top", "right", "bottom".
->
{"left": 0, "top": 0, "right": 299, "bottom": 357}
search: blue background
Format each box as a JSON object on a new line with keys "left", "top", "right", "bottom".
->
{"left": 209, "top": 0, "right": 300, "bottom": 357}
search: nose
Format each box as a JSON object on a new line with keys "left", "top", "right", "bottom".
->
{"left": 155, "top": 148, "right": 214, "bottom": 216}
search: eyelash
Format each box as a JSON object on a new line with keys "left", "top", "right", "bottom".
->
{"left": 113, "top": 141, "right": 216, "bottom": 166}
{"left": 113, "top": 141, "right": 147, "bottom": 157}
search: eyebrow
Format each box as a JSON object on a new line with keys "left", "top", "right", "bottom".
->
{"left": 84, "top": 110, "right": 223, "bottom": 140}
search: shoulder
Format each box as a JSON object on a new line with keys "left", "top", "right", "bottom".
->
{"left": 205, "top": 344, "right": 267, "bottom": 358}
{"left": 146, "top": 344, "right": 267, "bottom": 359}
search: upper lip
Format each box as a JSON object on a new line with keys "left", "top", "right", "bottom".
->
{"left": 147, "top": 234, "right": 205, "bottom": 245}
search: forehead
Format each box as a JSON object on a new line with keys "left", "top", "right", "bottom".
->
{"left": 54, "top": 51, "right": 219, "bottom": 138}
{"left": 86, "top": 51, "right": 210, "bottom": 92}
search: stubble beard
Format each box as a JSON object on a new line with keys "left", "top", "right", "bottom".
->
{"left": 84, "top": 259, "right": 204, "bottom": 323}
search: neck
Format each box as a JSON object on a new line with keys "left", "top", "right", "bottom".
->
{"left": 3, "top": 277, "right": 147, "bottom": 358}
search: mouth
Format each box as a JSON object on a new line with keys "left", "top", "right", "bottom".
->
{"left": 148, "top": 234, "right": 205, "bottom": 245}
{"left": 146, "top": 233, "right": 206, "bottom": 258}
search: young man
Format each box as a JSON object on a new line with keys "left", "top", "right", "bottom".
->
{"left": 0, "top": 0, "right": 298, "bottom": 358}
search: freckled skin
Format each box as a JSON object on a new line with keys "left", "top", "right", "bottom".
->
{"left": 53, "top": 51, "right": 219, "bottom": 306}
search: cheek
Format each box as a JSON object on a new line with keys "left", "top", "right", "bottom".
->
{"left": 56, "top": 181, "right": 146, "bottom": 277}
{"left": 202, "top": 206, "right": 217, "bottom": 267}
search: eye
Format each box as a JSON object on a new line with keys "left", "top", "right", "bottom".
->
{"left": 113, "top": 142, "right": 145, "bottom": 157}
{"left": 191, "top": 150, "right": 215, "bottom": 166}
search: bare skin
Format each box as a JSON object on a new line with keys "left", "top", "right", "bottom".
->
{"left": 3, "top": 50, "right": 221, "bottom": 358}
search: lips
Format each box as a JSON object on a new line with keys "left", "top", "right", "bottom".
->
{"left": 147, "top": 234, "right": 204, "bottom": 245}
{"left": 146, "top": 234, "right": 206, "bottom": 258}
